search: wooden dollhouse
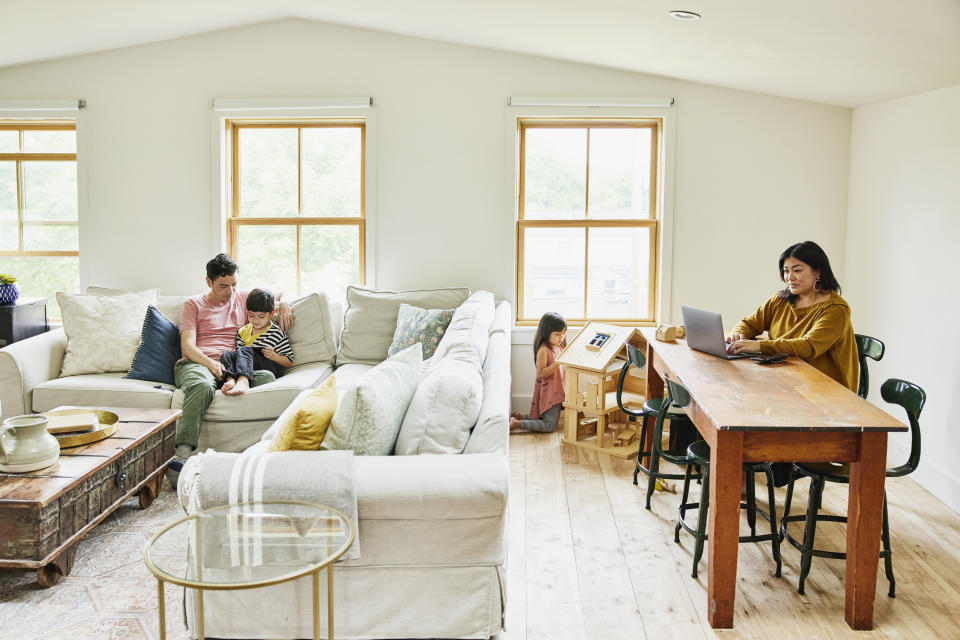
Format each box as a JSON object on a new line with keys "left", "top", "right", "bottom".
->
{"left": 556, "top": 322, "right": 647, "bottom": 459}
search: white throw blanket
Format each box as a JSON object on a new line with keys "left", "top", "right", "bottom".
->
{"left": 181, "top": 448, "right": 359, "bottom": 562}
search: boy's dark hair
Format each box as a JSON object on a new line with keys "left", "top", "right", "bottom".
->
{"left": 246, "top": 288, "right": 275, "bottom": 313}
{"left": 533, "top": 312, "right": 567, "bottom": 361}
{"left": 777, "top": 240, "right": 841, "bottom": 302}
{"left": 206, "top": 253, "right": 238, "bottom": 281}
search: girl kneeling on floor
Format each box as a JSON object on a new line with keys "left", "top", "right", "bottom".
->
{"left": 510, "top": 312, "right": 567, "bottom": 433}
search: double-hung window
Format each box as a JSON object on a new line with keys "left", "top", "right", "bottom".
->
{"left": 516, "top": 119, "right": 660, "bottom": 324}
{"left": 0, "top": 122, "right": 79, "bottom": 319}
{"left": 226, "top": 120, "right": 365, "bottom": 298}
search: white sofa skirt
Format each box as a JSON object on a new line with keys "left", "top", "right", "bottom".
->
{"left": 185, "top": 564, "right": 505, "bottom": 640}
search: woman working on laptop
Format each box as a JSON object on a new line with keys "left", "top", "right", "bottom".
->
{"left": 727, "top": 240, "right": 858, "bottom": 385}
{"left": 725, "top": 240, "right": 859, "bottom": 483}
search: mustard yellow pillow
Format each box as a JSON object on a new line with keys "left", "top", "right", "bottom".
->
{"left": 266, "top": 376, "right": 337, "bottom": 452}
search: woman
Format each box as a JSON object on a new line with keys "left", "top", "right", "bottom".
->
{"left": 727, "top": 240, "right": 859, "bottom": 392}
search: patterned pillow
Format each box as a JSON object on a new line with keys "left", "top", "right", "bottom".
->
{"left": 57, "top": 291, "right": 153, "bottom": 377}
{"left": 387, "top": 303, "right": 454, "bottom": 360}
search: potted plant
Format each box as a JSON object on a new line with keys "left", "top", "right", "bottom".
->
{"left": 0, "top": 274, "right": 19, "bottom": 305}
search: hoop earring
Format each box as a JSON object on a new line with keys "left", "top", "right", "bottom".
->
{"left": 814, "top": 276, "right": 822, "bottom": 291}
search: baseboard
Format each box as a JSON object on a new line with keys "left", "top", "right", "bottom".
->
{"left": 511, "top": 394, "right": 531, "bottom": 414}
{"left": 888, "top": 440, "right": 960, "bottom": 515}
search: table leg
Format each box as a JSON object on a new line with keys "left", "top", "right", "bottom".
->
{"left": 313, "top": 570, "right": 320, "bottom": 640}
{"left": 157, "top": 579, "right": 166, "bottom": 640}
{"left": 845, "top": 432, "right": 887, "bottom": 630}
{"left": 643, "top": 342, "right": 664, "bottom": 458}
{"left": 707, "top": 430, "right": 743, "bottom": 629}
{"left": 328, "top": 565, "right": 334, "bottom": 639}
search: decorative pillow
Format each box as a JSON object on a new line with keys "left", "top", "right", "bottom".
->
{"left": 57, "top": 291, "right": 153, "bottom": 377}
{"left": 430, "top": 290, "right": 496, "bottom": 370}
{"left": 324, "top": 344, "right": 422, "bottom": 455}
{"left": 387, "top": 303, "right": 454, "bottom": 360}
{"left": 285, "top": 292, "right": 336, "bottom": 366}
{"left": 266, "top": 376, "right": 337, "bottom": 452}
{"left": 124, "top": 306, "right": 181, "bottom": 385}
{"left": 395, "top": 357, "right": 483, "bottom": 455}
{"left": 337, "top": 286, "right": 470, "bottom": 365}
{"left": 86, "top": 285, "right": 160, "bottom": 305}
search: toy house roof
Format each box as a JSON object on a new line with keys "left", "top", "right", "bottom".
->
{"left": 555, "top": 321, "right": 645, "bottom": 373}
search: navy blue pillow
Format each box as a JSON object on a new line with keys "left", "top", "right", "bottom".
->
{"left": 125, "top": 305, "right": 181, "bottom": 386}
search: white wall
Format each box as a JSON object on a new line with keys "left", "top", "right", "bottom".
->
{"left": 0, "top": 19, "right": 851, "bottom": 407}
{"left": 845, "top": 83, "right": 960, "bottom": 512}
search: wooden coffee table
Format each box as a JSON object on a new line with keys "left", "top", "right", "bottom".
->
{"left": 0, "top": 407, "right": 180, "bottom": 586}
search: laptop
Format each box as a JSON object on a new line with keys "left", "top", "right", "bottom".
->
{"left": 681, "top": 306, "right": 754, "bottom": 359}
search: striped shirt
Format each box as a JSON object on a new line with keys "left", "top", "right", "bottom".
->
{"left": 235, "top": 321, "right": 294, "bottom": 361}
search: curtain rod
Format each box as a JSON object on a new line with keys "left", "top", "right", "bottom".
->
{"left": 0, "top": 99, "right": 85, "bottom": 112}
{"left": 213, "top": 98, "right": 374, "bottom": 112}
{"left": 508, "top": 97, "right": 674, "bottom": 108}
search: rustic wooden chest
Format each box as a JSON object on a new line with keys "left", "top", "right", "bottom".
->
{"left": 0, "top": 407, "right": 180, "bottom": 586}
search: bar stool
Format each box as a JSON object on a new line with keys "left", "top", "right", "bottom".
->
{"left": 779, "top": 378, "right": 925, "bottom": 597}
{"left": 855, "top": 334, "right": 885, "bottom": 399}
{"left": 668, "top": 381, "right": 783, "bottom": 579}
{"left": 616, "top": 347, "right": 699, "bottom": 509}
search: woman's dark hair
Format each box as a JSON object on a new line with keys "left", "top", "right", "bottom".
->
{"left": 206, "top": 253, "right": 238, "bottom": 281}
{"left": 778, "top": 240, "right": 841, "bottom": 302}
{"left": 246, "top": 288, "right": 275, "bottom": 313}
{"left": 533, "top": 312, "right": 567, "bottom": 361}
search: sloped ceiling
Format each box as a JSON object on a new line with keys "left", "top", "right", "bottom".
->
{"left": 1, "top": 0, "right": 959, "bottom": 107}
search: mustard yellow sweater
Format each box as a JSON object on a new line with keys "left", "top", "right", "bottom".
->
{"left": 732, "top": 292, "right": 859, "bottom": 392}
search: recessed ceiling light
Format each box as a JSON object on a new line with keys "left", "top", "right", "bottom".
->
{"left": 669, "top": 10, "right": 701, "bottom": 20}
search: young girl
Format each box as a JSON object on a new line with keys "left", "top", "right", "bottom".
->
{"left": 510, "top": 312, "right": 567, "bottom": 432}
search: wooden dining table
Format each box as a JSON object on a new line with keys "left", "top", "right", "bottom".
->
{"left": 639, "top": 328, "right": 907, "bottom": 630}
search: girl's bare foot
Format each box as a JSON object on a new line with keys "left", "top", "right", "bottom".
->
{"left": 221, "top": 378, "right": 236, "bottom": 393}
{"left": 509, "top": 417, "right": 525, "bottom": 432}
{"left": 510, "top": 412, "right": 524, "bottom": 421}
{"left": 225, "top": 377, "right": 250, "bottom": 395}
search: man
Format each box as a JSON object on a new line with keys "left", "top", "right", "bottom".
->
{"left": 166, "top": 253, "right": 293, "bottom": 487}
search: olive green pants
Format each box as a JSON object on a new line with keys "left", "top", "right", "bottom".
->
{"left": 173, "top": 360, "right": 276, "bottom": 449}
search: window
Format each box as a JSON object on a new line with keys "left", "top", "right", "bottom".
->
{"left": 516, "top": 119, "right": 660, "bottom": 324}
{"left": 0, "top": 122, "right": 79, "bottom": 319}
{"left": 226, "top": 121, "right": 365, "bottom": 299}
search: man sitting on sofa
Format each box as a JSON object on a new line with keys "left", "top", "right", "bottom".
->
{"left": 167, "top": 253, "right": 293, "bottom": 487}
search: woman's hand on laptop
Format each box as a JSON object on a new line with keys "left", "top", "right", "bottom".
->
{"left": 727, "top": 338, "right": 761, "bottom": 355}
{"left": 726, "top": 333, "right": 745, "bottom": 344}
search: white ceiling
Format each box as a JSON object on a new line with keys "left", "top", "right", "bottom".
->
{"left": 2, "top": 0, "right": 959, "bottom": 107}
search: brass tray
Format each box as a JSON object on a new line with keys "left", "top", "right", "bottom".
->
{"left": 42, "top": 409, "right": 120, "bottom": 448}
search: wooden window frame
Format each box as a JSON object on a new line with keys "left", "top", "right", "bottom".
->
{"left": 515, "top": 118, "right": 661, "bottom": 326}
{"left": 0, "top": 122, "right": 78, "bottom": 259}
{"left": 225, "top": 119, "right": 366, "bottom": 296}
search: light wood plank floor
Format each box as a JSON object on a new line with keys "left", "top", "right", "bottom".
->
{"left": 498, "top": 428, "right": 960, "bottom": 640}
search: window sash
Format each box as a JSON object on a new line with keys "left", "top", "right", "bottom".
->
{"left": 0, "top": 122, "right": 77, "bottom": 258}
{"left": 516, "top": 119, "right": 661, "bottom": 325}
{"left": 225, "top": 121, "right": 366, "bottom": 296}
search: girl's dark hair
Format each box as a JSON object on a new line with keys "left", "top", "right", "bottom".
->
{"left": 777, "top": 240, "right": 841, "bottom": 302}
{"left": 533, "top": 312, "right": 567, "bottom": 361}
{"left": 246, "top": 288, "right": 275, "bottom": 313}
{"left": 206, "top": 253, "right": 238, "bottom": 280}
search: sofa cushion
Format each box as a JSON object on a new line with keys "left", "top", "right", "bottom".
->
{"left": 86, "top": 285, "right": 160, "bottom": 304}
{"left": 395, "top": 358, "right": 482, "bottom": 455}
{"left": 324, "top": 344, "right": 422, "bottom": 455}
{"left": 32, "top": 373, "right": 175, "bottom": 412}
{"left": 57, "top": 291, "right": 153, "bottom": 376}
{"left": 327, "top": 363, "right": 374, "bottom": 393}
{"left": 429, "top": 290, "right": 495, "bottom": 370}
{"left": 464, "top": 301, "right": 512, "bottom": 456}
{"left": 387, "top": 303, "right": 454, "bottom": 360}
{"left": 157, "top": 294, "right": 191, "bottom": 326}
{"left": 171, "top": 362, "right": 332, "bottom": 422}
{"left": 266, "top": 376, "right": 337, "bottom": 452}
{"left": 124, "top": 306, "right": 181, "bottom": 385}
{"left": 337, "top": 286, "right": 470, "bottom": 365}
{"left": 285, "top": 292, "right": 336, "bottom": 366}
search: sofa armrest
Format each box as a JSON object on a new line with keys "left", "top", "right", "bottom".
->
{"left": 353, "top": 453, "right": 508, "bottom": 520}
{"left": 0, "top": 328, "right": 66, "bottom": 417}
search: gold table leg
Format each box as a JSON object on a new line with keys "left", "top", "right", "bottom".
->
{"left": 313, "top": 570, "right": 320, "bottom": 640}
{"left": 157, "top": 579, "right": 166, "bottom": 640}
{"left": 328, "top": 565, "right": 334, "bottom": 639}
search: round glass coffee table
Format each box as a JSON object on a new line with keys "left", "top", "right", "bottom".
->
{"left": 144, "top": 500, "right": 354, "bottom": 640}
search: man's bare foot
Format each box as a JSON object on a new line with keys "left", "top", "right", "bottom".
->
{"left": 509, "top": 417, "right": 525, "bottom": 432}
{"left": 221, "top": 377, "right": 236, "bottom": 393}
{"left": 225, "top": 377, "right": 250, "bottom": 395}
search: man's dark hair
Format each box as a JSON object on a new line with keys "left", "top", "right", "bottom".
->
{"left": 777, "top": 240, "right": 841, "bottom": 302}
{"left": 206, "top": 253, "right": 238, "bottom": 281}
{"left": 246, "top": 288, "right": 275, "bottom": 313}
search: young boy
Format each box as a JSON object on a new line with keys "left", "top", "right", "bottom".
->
{"left": 219, "top": 288, "right": 294, "bottom": 395}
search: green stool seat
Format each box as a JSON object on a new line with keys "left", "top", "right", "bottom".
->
{"left": 675, "top": 440, "right": 783, "bottom": 579}
{"left": 779, "top": 378, "right": 925, "bottom": 597}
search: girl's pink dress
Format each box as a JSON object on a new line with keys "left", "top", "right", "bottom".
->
{"left": 529, "top": 345, "right": 565, "bottom": 419}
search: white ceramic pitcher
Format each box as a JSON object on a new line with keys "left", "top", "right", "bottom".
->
{"left": 0, "top": 414, "right": 60, "bottom": 473}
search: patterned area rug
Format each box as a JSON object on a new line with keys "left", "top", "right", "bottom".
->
{"left": 0, "top": 481, "right": 191, "bottom": 640}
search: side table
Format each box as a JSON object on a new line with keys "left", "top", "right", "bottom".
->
{"left": 0, "top": 297, "right": 49, "bottom": 348}
{"left": 145, "top": 500, "right": 355, "bottom": 640}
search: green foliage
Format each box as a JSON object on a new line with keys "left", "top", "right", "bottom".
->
{"left": 0, "top": 273, "right": 16, "bottom": 284}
